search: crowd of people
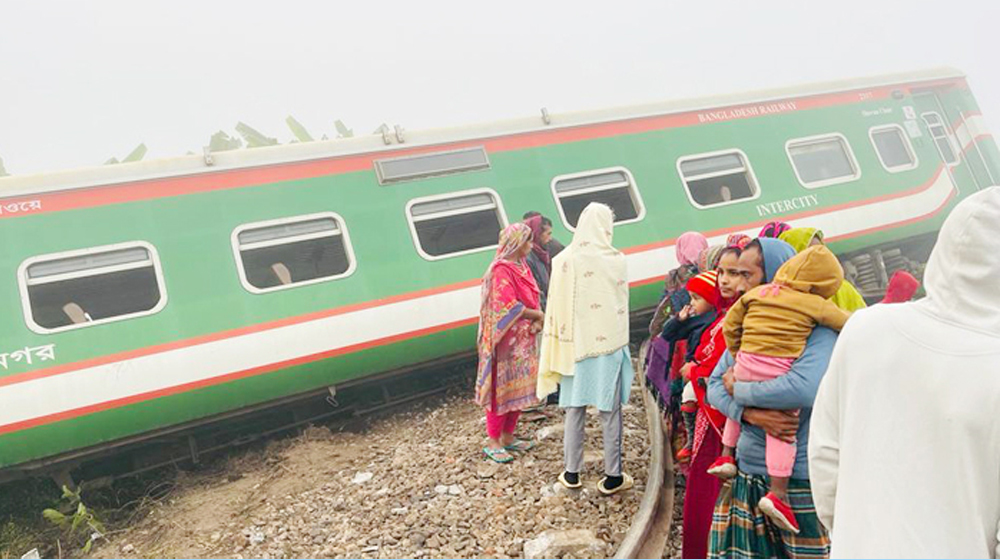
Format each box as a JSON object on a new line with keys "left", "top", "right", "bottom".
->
{"left": 472, "top": 188, "right": 1000, "bottom": 559}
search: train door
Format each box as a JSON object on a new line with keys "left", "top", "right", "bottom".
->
{"left": 912, "top": 91, "right": 994, "bottom": 190}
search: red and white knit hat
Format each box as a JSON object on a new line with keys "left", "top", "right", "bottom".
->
{"left": 686, "top": 270, "right": 719, "bottom": 306}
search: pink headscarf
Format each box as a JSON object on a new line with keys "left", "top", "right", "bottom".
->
{"left": 676, "top": 231, "right": 709, "bottom": 267}
{"left": 479, "top": 223, "right": 535, "bottom": 307}
{"left": 726, "top": 233, "right": 752, "bottom": 250}
{"left": 758, "top": 221, "right": 792, "bottom": 239}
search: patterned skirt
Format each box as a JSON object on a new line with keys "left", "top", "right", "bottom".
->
{"left": 709, "top": 472, "right": 830, "bottom": 559}
{"left": 491, "top": 321, "right": 539, "bottom": 415}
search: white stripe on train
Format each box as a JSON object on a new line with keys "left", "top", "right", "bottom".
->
{"left": 0, "top": 169, "right": 958, "bottom": 432}
{"left": 954, "top": 114, "right": 988, "bottom": 151}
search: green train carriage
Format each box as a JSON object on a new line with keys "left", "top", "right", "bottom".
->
{"left": 0, "top": 67, "right": 995, "bottom": 476}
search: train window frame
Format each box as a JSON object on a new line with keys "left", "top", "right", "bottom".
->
{"left": 785, "top": 133, "right": 862, "bottom": 189}
{"left": 374, "top": 146, "right": 491, "bottom": 185}
{"left": 676, "top": 149, "right": 762, "bottom": 210}
{"left": 231, "top": 212, "right": 358, "bottom": 295}
{"left": 920, "top": 111, "right": 960, "bottom": 166}
{"left": 869, "top": 124, "right": 919, "bottom": 173}
{"left": 405, "top": 187, "right": 509, "bottom": 261}
{"left": 549, "top": 166, "right": 646, "bottom": 231}
{"left": 17, "top": 241, "right": 168, "bottom": 335}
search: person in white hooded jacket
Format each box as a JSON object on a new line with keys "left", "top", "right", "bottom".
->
{"left": 808, "top": 186, "right": 1000, "bottom": 558}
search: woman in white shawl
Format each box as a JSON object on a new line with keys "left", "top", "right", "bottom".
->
{"left": 537, "top": 203, "right": 634, "bottom": 494}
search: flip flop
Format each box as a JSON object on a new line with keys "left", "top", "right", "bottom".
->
{"left": 504, "top": 439, "right": 536, "bottom": 453}
{"left": 483, "top": 446, "right": 514, "bottom": 463}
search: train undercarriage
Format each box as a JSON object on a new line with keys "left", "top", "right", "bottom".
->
{"left": 839, "top": 231, "right": 939, "bottom": 303}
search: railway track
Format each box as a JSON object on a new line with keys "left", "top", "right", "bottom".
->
{"left": 616, "top": 342, "right": 677, "bottom": 559}
{"left": 8, "top": 331, "right": 674, "bottom": 558}
{"left": 3, "top": 340, "right": 668, "bottom": 559}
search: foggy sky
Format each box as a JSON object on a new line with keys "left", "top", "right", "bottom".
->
{"left": 1, "top": 0, "right": 997, "bottom": 176}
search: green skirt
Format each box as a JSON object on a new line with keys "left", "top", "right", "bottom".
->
{"left": 708, "top": 471, "right": 830, "bottom": 559}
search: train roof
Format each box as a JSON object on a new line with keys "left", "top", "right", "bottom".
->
{"left": 0, "top": 66, "right": 966, "bottom": 198}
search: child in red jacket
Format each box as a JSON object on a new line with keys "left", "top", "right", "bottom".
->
{"left": 661, "top": 270, "right": 719, "bottom": 462}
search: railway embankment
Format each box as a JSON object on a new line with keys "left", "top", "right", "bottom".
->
{"left": 96, "top": 376, "right": 651, "bottom": 559}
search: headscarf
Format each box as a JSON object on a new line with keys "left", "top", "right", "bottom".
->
{"left": 759, "top": 238, "right": 799, "bottom": 284}
{"left": 759, "top": 221, "right": 792, "bottom": 239}
{"left": 779, "top": 227, "right": 868, "bottom": 312}
{"left": 537, "top": 203, "right": 629, "bottom": 398}
{"left": 726, "top": 233, "right": 753, "bottom": 250}
{"left": 524, "top": 215, "right": 552, "bottom": 272}
{"left": 697, "top": 245, "right": 726, "bottom": 273}
{"left": 475, "top": 223, "right": 539, "bottom": 409}
{"left": 658, "top": 232, "right": 707, "bottom": 325}
{"left": 478, "top": 222, "right": 534, "bottom": 310}
{"left": 779, "top": 227, "right": 822, "bottom": 253}
{"left": 882, "top": 270, "right": 920, "bottom": 304}
{"left": 676, "top": 231, "right": 709, "bottom": 267}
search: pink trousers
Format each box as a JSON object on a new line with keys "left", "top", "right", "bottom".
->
{"left": 485, "top": 410, "right": 521, "bottom": 440}
{"left": 722, "top": 351, "right": 797, "bottom": 478}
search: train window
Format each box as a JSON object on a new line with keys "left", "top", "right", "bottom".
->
{"left": 786, "top": 134, "right": 861, "bottom": 188}
{"left": 921, "top": 112, "right": 959, "bottom": 165}
{"left": 233, "top": 213, "right": 356, "bottom": 293}
{"left": 406, "top": 189, "right": 507, "bottom": 260}
{"left": 551, "top": 167, "right": 644, "bottom": 229}
{"left": 18, "top": 242, "right": 167, "bottom": 334}
{"left": 869, "top": 125, "right": 918, "bottom": 172}
{"left": 678, "top": 151, "right": 760, "bottom": 208}
{"left": 375, "top": 147, "right": 490, "bottom": 185}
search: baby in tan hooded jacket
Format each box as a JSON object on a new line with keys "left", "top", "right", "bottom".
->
{"left": 708, "top": 244, "right": 851, "bottom": 533}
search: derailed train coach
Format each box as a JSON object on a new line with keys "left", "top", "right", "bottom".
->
{"left": 0, "top": 67, "right": 996, "bottom": 478}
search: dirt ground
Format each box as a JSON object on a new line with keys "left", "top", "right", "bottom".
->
{"left": 96, "top": 383, "right": 651, "bottom": 559}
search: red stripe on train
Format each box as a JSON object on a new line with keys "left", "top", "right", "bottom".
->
{"left": 0, "top": 279, "right": 481, "bottom": 389}
{"left": 0, "top": 317, "right": 479, "bottom": 436}
{"left": 623, "top": 165, "right": 947, "bottom": 256}
{"left": 0, "top": 79, "right": 961, "bottom": 219}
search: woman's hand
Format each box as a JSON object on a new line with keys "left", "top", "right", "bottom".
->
{"left": 524, "top": 309, "right": 544, "bottom": 322}
{"left": 723, "top": 366, "right": 736, "bottom": 395}
{"left": 524, "top": 309, "right": 544, "bottom": 334}
{"left": 742, "top": 408, "right": 799, "bottom": 443}
{"left": 680, "top": 362, "right": 693, "bottom": 382}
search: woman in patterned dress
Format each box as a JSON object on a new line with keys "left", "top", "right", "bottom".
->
{"left": 475, "top": 223, "right": 545, "bottom": 463}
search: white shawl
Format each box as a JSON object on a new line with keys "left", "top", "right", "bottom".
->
{"left": 537, "top": 203, "right": 629, "bottom": 398}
